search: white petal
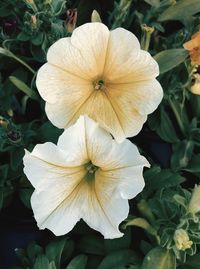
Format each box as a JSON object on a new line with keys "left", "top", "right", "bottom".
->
{"left": 24, "top": 146, "right": 87, "bottom": 235}
{"left": 23, "top": 143, "right": 84, "bottom": 189}
{"left": 36, "top": 63, "right": 91, "bottom": 104}
{"left": 99, "top": 139, "right": 149, "bottom": 170}
{"left": 57, "top": 116, "right": 112, "bottom": 166}
{"left": 47, "top": 23, "right": 109, "bottom": 80}
{"left": 97, "top": 139, "right": 149, "bottom": 199}
{"left": 82, "top": 179, "right": 128, "bottom": 239}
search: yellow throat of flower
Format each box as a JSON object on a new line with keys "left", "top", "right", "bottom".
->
{"left": 93, "top": 79, "right": 106, "bottom": 90}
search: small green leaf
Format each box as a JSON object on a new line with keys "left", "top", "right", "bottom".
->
{"left": 27, "top": 241, "right": 43, "bottom": 263}
{"left": 9, "top": 76, "right": 39, "bottom": 100}
{"left": 158, "top": 0, "right": 200, "bottom": 22}
{"left": 48, "top": 261, "right": 57, "bottom": 269}
{"left": 154, "top": 49, "right": 188, "bottom": 74}
{"left": 45, "top": 238, "right": 66, "bottom": 268}
{"left": 97, "top": 249, "right": 139, "bottom": 269}
{"left": 141, "top": 247, "right": 176, "bottom": 269}
{"left": 19, "top": 188, "right": 33, "bottom": 208}
{"left": 10, "top": 147, "right": 24, "bottom": 171}
{"left": 33, "top": 255, "right": 49, "bottom": 269}
{"left": 66, "top": 255, "right": 88, "bottom": 269}
{"left": 144, "top": 0, "right": 160, "bottom": 7}
{"left": 104, "top": 229, "right": 131, "bottom": 254}
{"left": 78, "top": 234, "right": 104, "bottom": 255}
{"left": 171, "top": 140, "right": 194, "bottom": 171}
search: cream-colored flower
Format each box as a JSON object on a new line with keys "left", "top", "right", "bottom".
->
{"left": 23, "top": 116, "right": 149, "bottom": 239}
{"left": 174, "top": 229, "right": 193, "bottom": 251}
{"left": 188, "top": 185, "right": 200, "bottom": 214}
{"left": 36, "top": 22, "right": 163, "bottom": 142}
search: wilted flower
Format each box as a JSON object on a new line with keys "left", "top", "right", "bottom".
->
{"left": 174, "top": 229, "right": 193, "bottom": 251}
{"left": 23, "top": 116, "right": 149, "bottom": 239}
{"left": 183, "top": 31, "right": 200, "bottom": 65}
{"left": 36, "top": 22, "right": 163, "bottom": 142}
{"left": 66, "top": 9, "right": 77, "bottom": 33}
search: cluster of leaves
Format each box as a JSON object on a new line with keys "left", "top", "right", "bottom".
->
{"left": 1, "top": 0, "right": 200, "bottom": 269}
{"left": 13, "top": 229, "right": 142, "bottom": 269}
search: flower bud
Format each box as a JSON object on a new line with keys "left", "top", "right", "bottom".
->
{"left": 188, "top": 185, "right": 200, "bottom": 214}
{"left": 66, "top": 9, "right": 77, "bottom": 33}
{"left": 91, "top": 10, "right": 102, "bottom": 23}
{"left": 0, "top": 117, "right": 8, "bottom": 129}
{"left": 31, "top": 15, "right": 37, "bottom": 28}
{"left": 174, "top": 229, "right": 193, "bottom": 251}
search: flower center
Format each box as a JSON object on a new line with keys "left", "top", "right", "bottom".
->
{"left": 93, "top": 79, "right": 106, "bottom": 90}
{"left": 85, "top": 161, "right": 98, "bottom": 181}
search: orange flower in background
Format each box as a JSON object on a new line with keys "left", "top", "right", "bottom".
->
{"left": 183, "top": 31, "right": 200, "bottom": 65}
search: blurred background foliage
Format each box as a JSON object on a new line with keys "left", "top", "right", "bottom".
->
{"left": 1, "top": 0, "right": 200, "bottom": 268}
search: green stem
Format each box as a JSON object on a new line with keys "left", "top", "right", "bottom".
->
{"left": 11, "top": 53, "right": 36, "bottom": 74}
{"left": 0, "top": 48, "right": 36, "bottom": 75}
{"left": 168, "top": 97, "right": 185, "bottom": 135}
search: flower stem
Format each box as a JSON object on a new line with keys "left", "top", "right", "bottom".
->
{"left": 0, "top": 47, "right": 35, "bottom": 75}
{"left": 168, "top": 97, "right": 185, "bottom": 135}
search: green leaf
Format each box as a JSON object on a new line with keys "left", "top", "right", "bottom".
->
{"left": 158, "top": 0, "right": 200, "bottom": 22}
{"left": 97, "top": 249, "right": 139, "bottom": 269}
{"left": 143, "top": 168, "right": 185, "bottom": 198}
{"left": 66, "top": 255, "right": 88, "bottom": 269}
{"left": 27, "top": 241, "right": 43, "bottom": 263}
{"left": 144, "top": 0, "right": 160, "bottom": 7}
{"left": 33, "top": 255, "right": 49, "bottom": 269}
{"left": 78, "top": 234, "right": 104, "bottom": 255}
{"left": 184, "top": 154, "right": 200, "bottom": 173}
{"left": 104, "top": 229, "right": 131, "bottom": 254}
{"left": 184, "top": 254, "right": 200, "bottom": 268}
{"left": 154, "top": 49, "right": 188, "bottom": 74}
{"left": 10, "top": 147, "right": 25, "bottom": 171}
{"left": 48, "top": 261, "right": 57, "bottom": 269}
{"left": 38, "top": 122, "right": 63, "bottom": 143}
{"left": 171, "top": 140, "right": 194, "bottom": 171}
{"left": 19, "top": 188, "right": 33, "bottom": 208}
{"left": 141, "top": 247, "right": 176, "bottom": 269}
{"left": 148, "top": 107, "right": 179, "bottom": 143}
{"left": 9, "top": 76, "right": 39, "bottom": 101}
{"left": 45, "top": 238, "right": 66, "bottom": 268}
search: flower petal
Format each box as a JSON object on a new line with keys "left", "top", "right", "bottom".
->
{"left": 57, "top": 116, "right": 112, "bottom": 166}
{"left": 47, "top": 23, "right": 109, "bottom": 80}
{"left": 82, "top": 180, "right": 128, "bottom": 239}
{"left": 95, "top": 139, "right": 149, "bottom": 200}
{"left": 108, "top": 79, "right": 163, "bottom": 115}
{"left": 104, "top": 28, "right": 159, "bottom": 83}
{"left": 23, "top": 143, "right": 84, "bottom": 189}
{"left": 36, "top": 63, "right": 92, "bottom": 104}
{"left": 24, "top": 146, "right": 87, "bottom": 235}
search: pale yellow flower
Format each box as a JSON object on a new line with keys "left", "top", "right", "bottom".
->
{"left": 174, "top": 229, "right": 193, "bottom": 251}
{"left": 36, "top": 23, "right": 163, "bottom": 142}
{"left": 188, "top": 185, "right": 200, "bottom": 214}
{"left": 23, "top": 116, "right": 149, "bottom": 239}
